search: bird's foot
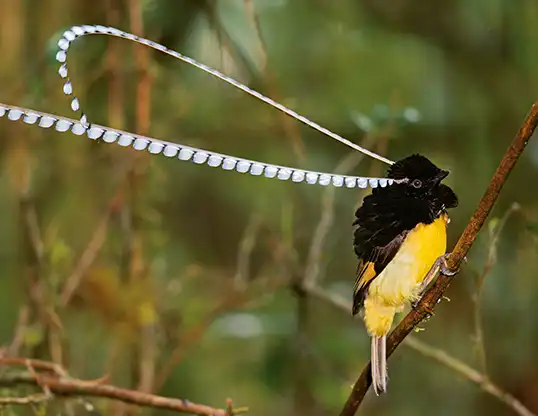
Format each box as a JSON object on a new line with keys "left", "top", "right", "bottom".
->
{"left": 440, "top": 253, "right": 459, "bottom": 276}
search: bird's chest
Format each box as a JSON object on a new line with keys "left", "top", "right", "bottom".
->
{"left": 369, "top": 214, "right": 448, "bottom": 306}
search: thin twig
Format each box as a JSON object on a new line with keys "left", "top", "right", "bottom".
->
{"left": 25, "top": 359, "right": 53, "bottom": 399}
{"left": 3, "top": 305, "right": 30, "bottom": 358}
{"left": 404, "top": 337, "right": 535, "bottom": 416}
{"left": 106, "top": 0, "right": 125, "bottom": 131}
{"left": 104, "top": 4, "right": 128, "bottom": 409}
{"left": 243, "top": 0, "right": 305, "bottom": 162}
{"left": 60, "top": 157, "right": 143, "bottom": 309}
{"left": 306, "top": 286, "right": 536, "bottom": 416}
{"left": 129, "top": 0, "right": 153, "bottom": 138}
{"left": 19, "top": 196, "right": 44, "bottom": 264}
{"left": 127, "top": 0, "right": 156, "bottom": 400}
{"left": 203, "top": 2, "right": 257, "bottom": 86}
{"left": 472, "top": 202, "right": 520, "bottom": 373}
{"left": 234, "top": 213, "right": 263, "bottom": 290}
{"left": 243, "top": 0, "right": 268, "bottom": 71}
{"left": 0, "top": 370, "right": 248, "bottom": 415}
{"left": 225, "top": 398, "right": 234, "bottom": 416}
{"left": 153, "top": 268, "right": 288, "bottom": 393}
{"left": 153, "top": 211, "right": 285, "bottom": 391}
{"left": 339, "top": 102, "right": 538, "bottom": 414}
{"left": 0, "top": 357, "right": 66, "bottom": 376}
{"left": 0, "top": 393, "right": 51, "bottom": 405}
{"left": 153, "top": 289, "right": 257, "bottom": 392}
{"left": 154, "top": 215, "right": 263, "bottom": 390}
{"left": 18, "top": 195, "right": 62, "bottom": 364}
{"left": 304, "top": 134, "right": 378, "bottom": 287}
{"left": 60, "top": 200, "right": 116, "bottom": 306}
{"left": 293, "top": 134, "right": 378, "bottom": 414}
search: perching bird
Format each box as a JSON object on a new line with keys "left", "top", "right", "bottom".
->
{"left": 352, "top": 154, "right": 458, "bottom": 395}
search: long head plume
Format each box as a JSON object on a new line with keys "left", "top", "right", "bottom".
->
{"left": 0, "top": 24, "right": 397, "bottom": 189}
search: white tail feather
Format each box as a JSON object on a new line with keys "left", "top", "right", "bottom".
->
{"left": 54, "top": 24, "right": 394, "bottom": 165}
{"left": 371, "top": 335, "right": 387, "bottom": 395}
{"left": 0, "top": 103, "right": 397, "bottom": 190}
{"left": 0, "top": 23, "right": 399, "bottom": 187}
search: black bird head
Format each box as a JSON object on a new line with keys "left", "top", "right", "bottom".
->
{"left": 388, "top": 154, "right": 450, "bottom": 192}
{"left": 385, "top": 154, "right": 458, "bottom": 211}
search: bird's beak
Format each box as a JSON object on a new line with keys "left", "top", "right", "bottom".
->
{"left": 435, "top": 169, "right": 450, "bottom": 183}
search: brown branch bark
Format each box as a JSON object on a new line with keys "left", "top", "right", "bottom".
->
{"left": 306, "top": 286, "right": 535, "bottom": 416}
{"left": 0, "top": 392, "right": 50, "bottom": 405}
{"left": 0, "top": 357, "right": 247, "bottom": 415}
{"left": 0, "top": 372, "right": 247, "bottom": 415}
{"left": 339, "top": 102, "right": 538, "bottom": 415}
{"left": 127, "top": 0, "right": 156, "bottom": 403}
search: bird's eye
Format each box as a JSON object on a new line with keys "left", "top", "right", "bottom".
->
{"left": 411, "top": 179, "right": 422, "bottom": 188}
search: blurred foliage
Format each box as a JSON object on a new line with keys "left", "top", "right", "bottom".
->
{"left": 1, "top": 0, "right": 538, "bottom": 415}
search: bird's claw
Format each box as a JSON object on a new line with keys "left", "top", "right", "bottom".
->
{"left": 440, "top": 253, "right": 459, "bottom": 276}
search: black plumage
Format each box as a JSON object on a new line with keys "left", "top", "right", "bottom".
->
{"left": 352, "top": 154, "right": 458, "bottom": 315}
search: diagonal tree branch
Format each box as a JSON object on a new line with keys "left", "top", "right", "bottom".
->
{"left": 339, "top": 102, "right": 538, "bottom": 415}
{"left": 306, "top": 287, "right": 535, "bottom": 416}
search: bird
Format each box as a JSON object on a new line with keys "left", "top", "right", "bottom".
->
{"left": 352, "top": 154, "right": 458, "bottom": 395}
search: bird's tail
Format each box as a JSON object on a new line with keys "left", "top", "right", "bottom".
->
{"left": 371, "top": 335, "right": 387, "bottom": 395}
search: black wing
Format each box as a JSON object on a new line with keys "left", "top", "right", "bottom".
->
{"left": 352, "top": 190, "right": 415, "bottom": 315}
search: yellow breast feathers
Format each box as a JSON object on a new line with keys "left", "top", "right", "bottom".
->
{"left": 364, "top": 214, "right": 448, "bottom": 337}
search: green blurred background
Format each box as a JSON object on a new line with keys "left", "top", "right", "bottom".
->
{"left": 1, "top": 0, "right": 538, "bottom": 415}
